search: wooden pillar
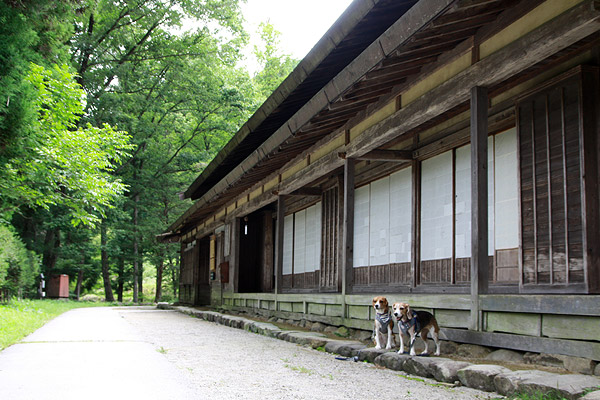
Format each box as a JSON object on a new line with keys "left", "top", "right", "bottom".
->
{"left": 470, "top": 86, "right": 489, "bottom": 331}
{"left": 337, "top": 175, "right": 345, "bottom": 292}
{"left": 411, "top": 159, "right": 420, "bottom": 288}
{"left": 230, "top": 217, "right": 241, "bottom": 294}
{"left": 341, "top": 158, "right": 355, "bottom": 318}
{"left": 581, "top": 68, "right": 600, "bottom": 293}
{"left": 261, "top": 211, "right": 274, "bottom": 292}
{"left": 274, "top": 196, "right": 285, "bottom": 308}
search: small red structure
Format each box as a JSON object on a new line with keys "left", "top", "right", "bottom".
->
{"left": 47, "top": 274, "right": 69, "bottom": 298}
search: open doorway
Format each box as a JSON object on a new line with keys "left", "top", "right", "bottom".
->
{"left": 238, "top": 207, "right": 275, "bottom": 293}
{"left": 195, "top": 237, "right": 210, "bottom": 304}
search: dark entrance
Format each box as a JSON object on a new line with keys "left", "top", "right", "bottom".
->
{"left": 195, "top": 237, "right": 211, "bottom": 304}
{"left": 238, "top": 208, "right": 275, "bottom": 293}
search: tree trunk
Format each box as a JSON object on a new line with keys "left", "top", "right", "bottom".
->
{"left": 171, "top": 256, "right": 179, "bottom": 298}
{"left": 75, "top": 269, "right": 84, "bottom": 300}
{"left": 42, "top": 227, "right": 60, "bottom": 273}
{"left": 117, "top": 257, "right": 124, "bottom": 302}
{"left": 133, "top": 193, "right": 139, "bottom": 303}
{"left": 100, "top": 219, "right": 115, "bottom": 302}
{"left": 139, "top": 253, "right": 143, "bottom": 302}
{"left": 155, "top": 257, "right": 164, "bottom": 302}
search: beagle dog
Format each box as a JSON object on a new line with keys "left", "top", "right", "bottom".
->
{"left": 372, "top": 296, "right": 395, "bottom": 350}
{"left": 392, "top": 302, "right": 440, "bottom": 356}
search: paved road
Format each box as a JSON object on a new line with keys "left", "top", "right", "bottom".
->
{"left": 0, "top": 307, "right": 497, "bottom": 399}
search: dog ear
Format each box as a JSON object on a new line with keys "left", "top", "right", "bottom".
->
{"left": 406, "top": 305, "right": 413, "bottom": 319}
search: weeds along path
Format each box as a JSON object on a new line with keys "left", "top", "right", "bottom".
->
{"left": 121, "top": 308, "right": 496, "bottom": 400}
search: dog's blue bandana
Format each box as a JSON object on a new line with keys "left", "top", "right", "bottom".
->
{"left": 399, "top": 314, "right": 420, "bottom": 335}
{"left": 376, "top": 312, "right": 393, "bottom": 333}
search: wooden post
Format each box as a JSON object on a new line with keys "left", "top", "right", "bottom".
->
{"left": 341, "top": 159, "right": 355, "bottom": 318}
{"left": 337, "top": 175, "right": 345, "bottom": 292}
{"left": 470, "top": 86, "right": 489, "bottom": 331}
{"left": 411, "top": 159, "right": 420, "bottom": 288}
{"left": 580, "top": 68, "right": 600, "bottom": 293}
{"left": 230, "top": 217, "right": 241, "bottom": 294}
{"left": 274, "top": 196, "right": 285, "bottom": 309}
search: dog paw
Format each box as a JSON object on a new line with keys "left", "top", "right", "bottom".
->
{"left": 375, "top": 345, "right": 382, "bottom": 350}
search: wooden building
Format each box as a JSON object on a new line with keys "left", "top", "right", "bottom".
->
{"left": 164, "top": 0, "right": 600, "bottom": 361}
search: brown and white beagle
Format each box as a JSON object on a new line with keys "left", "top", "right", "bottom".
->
{"left": 372, "top": 296, "right": 395, "bottom": 350}
{"left": 392, "top": 302, "right": 440, "bottom": 356}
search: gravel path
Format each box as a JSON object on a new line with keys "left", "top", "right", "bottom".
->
{"left": 120, "top": 308, "right": 497, "bottom": 399}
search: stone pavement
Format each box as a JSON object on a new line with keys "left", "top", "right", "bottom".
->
{"left": 164, "top": 304, "right": 600, "bottom": 400}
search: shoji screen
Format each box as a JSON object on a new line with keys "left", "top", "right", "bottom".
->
{"left": 304, "top": 203, "right": 322, "bottom": 273}
{"left": 420, "top": 152, "right": 453, "bottom": 261}
{"left": 283, "top": 214, "right": 294, "bottom": 276}
{"left": 389, "top": 168, "right": 412, "bottom": 264}
{"left": 369, "top": 177, "right": 390, "bottom": 266}
{"left": 353, "top": 167, "right": 412, "bottom": 287}
{"left": 282, "top": 202, "right": 322, "bottom": 289}
{"left": 353, "top": 185, "right": 370, "bottom": 268}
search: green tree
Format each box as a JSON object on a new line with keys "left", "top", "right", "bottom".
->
{"left": 1, "top": 1, "right": 133, "bottom": 300}
{"left": 1, "top": 63, "right": 133, "bottom": 227}
{"left": 2, "top": 0, "right": 305, "bottom": 303}
{"left": 68, "top": 0, "right": 252, "bottom": 302}
{"left": 253, "top": 22, "right": 298, "bottom": 102}
{"left": 0, "top": 0, "right": 75, "bottom": 164}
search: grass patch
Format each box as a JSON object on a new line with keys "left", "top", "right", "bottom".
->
{"left": 396, "top": 374, "right": 458, "bottom": 390}
{"left": 285, "top": 365, "right": 315, "bottom": 375}
{"left": 0, "top": 299, "right": 108, "bottom": 350}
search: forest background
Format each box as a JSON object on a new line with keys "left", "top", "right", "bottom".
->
{"left": 0, "top": 0, "right": 298, "bottom": 303}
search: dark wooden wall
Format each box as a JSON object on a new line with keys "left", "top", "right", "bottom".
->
{"left": 518, "top": 66, "right": 599, "bottom": 293}
{"left": 179, "top": 241, "right": 197, "bottom": 304}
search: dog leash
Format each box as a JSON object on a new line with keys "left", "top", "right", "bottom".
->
{"left": 335, "top": 349, "right": 361, "bottom": 362}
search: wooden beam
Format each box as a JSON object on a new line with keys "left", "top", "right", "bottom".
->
{"left": 289, "top": 187, "right": 322, "bottom": 197}
{"left": 341, "top": 159, "right": 355, "bottom": 317}
{"left": 354, "top": 149, "right": 413, "bottom": 162}
{"left": 470, "top": 86, "right": 489, "bottom": 331}
{"left": 441, "top": 328, "right": 600, "bottom": 361}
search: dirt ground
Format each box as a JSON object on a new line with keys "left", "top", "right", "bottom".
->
{"left": 121, "top": 308, "right": 500, "bottom": 399}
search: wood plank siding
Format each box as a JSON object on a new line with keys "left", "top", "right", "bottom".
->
{"left": 517, "top": 67, "right": 599, "bottom": 292}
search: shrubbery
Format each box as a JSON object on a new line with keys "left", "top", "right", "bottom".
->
{"left": 0, "top": 226, "right": 40, "bottom": 299}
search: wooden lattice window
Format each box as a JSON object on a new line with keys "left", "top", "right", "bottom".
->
{"left": 321, "top": 186, "right": 340, "bottom": 291}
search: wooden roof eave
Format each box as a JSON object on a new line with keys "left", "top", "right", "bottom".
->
{"left": 167, "top": 0, "right": 457, "bottom": 234}
{"left": 344, "top": 0, "right": 600, "bottom": 158}
{"left": 182, "top": 0, "right": 385, "bottom": 200}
